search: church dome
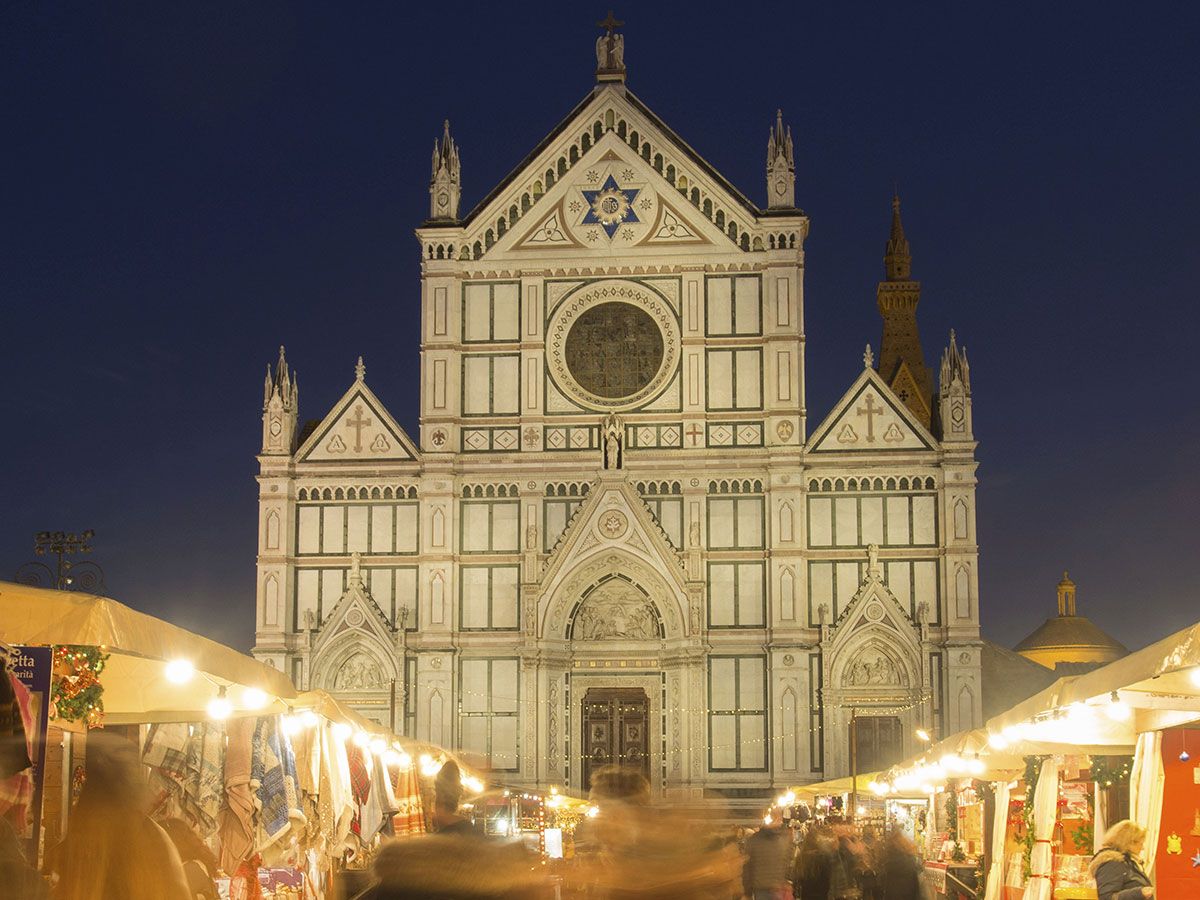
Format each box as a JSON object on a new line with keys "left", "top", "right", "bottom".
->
{"left": 1013, "top": 573, "right": 1127, "bottom": 670}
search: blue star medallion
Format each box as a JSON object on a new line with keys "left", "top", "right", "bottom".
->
{"left": 581, "top": 175, "right": 640, "bottom": 238}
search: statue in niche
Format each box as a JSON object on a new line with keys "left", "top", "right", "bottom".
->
{"left": 845, "top": 650, "right": 899, "bottom": 687}
{"left": 602, "top": 413, "right": 623, "bottom": 469}
{"left": 334, "top": 653, "right": 384, "bottom": 691}
{"left": 689, "top": 519, "right": 701, "bottom": 548}
{"left": 525, "top": 522, "right": 538, "bottom": 551}
{"left": 574, "top": 581, "right": 656, "bottom": 641}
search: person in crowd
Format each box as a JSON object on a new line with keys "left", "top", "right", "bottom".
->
{"left": 429, "top": 760, "right": 476, "bottom": 837}
{"left": 1089, "top": 820, "right": 1154, "bottom": 900}
{"left": 158, "top": 817, "right": 219, "bottom": 900}
{"left": 741, "top": 815, "right": 794, "bottom": 900}
{"left": 792, "top": 826, "right": 833, "bottom": 899}
{"left": 0, "top": 817, "right": 48, "bottom": 900}
{"left": 51, "top": 731, "right": 190, "bottom": 900}
{"left": 874, "top": 832, "right": 922, "bottom": 900}
{"left": 828, "top": 826, "right": 865, "bottom": 900}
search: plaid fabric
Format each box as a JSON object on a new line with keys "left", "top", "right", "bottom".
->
{"left": 251, "top": 715, "right": 300, "bottom": 846}
{"left": 345, "top": 742, "right": 369, "bottom": 837}
{"left": 143, "top": 722, "right": 190, "bottom": 776}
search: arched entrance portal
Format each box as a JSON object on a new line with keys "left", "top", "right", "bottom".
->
{"left": 581, "top": 687, "right": 650, "bottom": 791}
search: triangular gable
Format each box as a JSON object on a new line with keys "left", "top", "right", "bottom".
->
{"left": 296, "top": 375, "right": 419, "bottom": 463}
{"left": 498, "top": 133, "right": 730, "bottom": 257}
{"left": 886, "top": 360, "right": 932, "bottom": 424}
{"left": 537, "top": 475, "right": 689, "bottom": 597}
{"left": 447, "top": 86, "right": 778, "bottom": 259}
{"left": 823, "top": 559, "right": 923, "bottom": 689}
{"left": 808, "top": 367, "right": 936, "bottom": 453}
{"left": 314, "top": 566, "right": 395, "bottom": 653}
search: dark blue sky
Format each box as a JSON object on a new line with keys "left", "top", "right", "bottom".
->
{"left": 4, "top": 3, "right": 1198, "bottom": 654}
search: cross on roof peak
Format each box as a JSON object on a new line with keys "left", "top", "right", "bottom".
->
{"left": 597, "top": 10, "right": 623, "bottom": 34}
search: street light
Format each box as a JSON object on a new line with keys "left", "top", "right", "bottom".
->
{"left": 16, "top": 529, "right": 105, "bottom": 592}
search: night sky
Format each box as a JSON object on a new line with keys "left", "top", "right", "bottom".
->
{"left": 4, "top": 4, "right": 1198, "bottom": 655}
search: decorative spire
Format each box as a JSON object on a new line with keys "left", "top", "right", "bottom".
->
{"left": 884, "top": 194, "right": 911, "bottom": 280}
{"left": 766, "top": 109, "right": 796, "bottom": 209}
{"left": 863, "top": 343, "right": 875, "bottom": 369}
{"left": 429, "top": 120, "right": 461, "bottom": 220}
{"left": 355, "top": 356, "right": 366, "bottom": 381}
{"left": 939, "top": 329, "right": 971, "bottom": 394}
{"left": 595, "top": 11, "right": 626, "bottom": 83}
{"left": 261, "top": 345, "right": 299, "bottom": 454}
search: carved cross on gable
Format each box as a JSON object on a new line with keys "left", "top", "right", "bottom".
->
{"left": 856, "top": 393, "right": 884, "bottom": 442}
{"left": 345, "top": 404, "right": 373, "bottom": 452}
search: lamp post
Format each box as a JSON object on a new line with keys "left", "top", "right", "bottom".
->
{"left": 16, "top": 530, "right": 105, "bottom": 592}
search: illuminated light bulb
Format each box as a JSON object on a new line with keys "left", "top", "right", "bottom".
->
{"left": 1002, "top": 725, "right": 1020, "bottom": 743}
{"left": 382, "top": 749, "right": 401, "bottom": 767}
{"left": 856, "top": 806, "right": 866, "bottom": 816}
{"left": 332, "top": 722, "right": 352, "bottom": 741}
{"left": 586, "top": 805, "right": 599, "bottom": 818}
{"left": 369, "top": 737, "right": 388, "bottom": 756}
{"left": 1106, "top": 691, "right": 1131, "bottom": 722}
{"left": 967, "top": 758, "right": 986, "bottom": 777}
{"left": 1179, "top": 749, "right": 1191, "bottom": 762}
{"left": 397, "top": 751, "right": 412, "bottom": 770}
{"left": 988, "top": 732, "right": 1009, "bottom": 750}
{"left": 495, "top": 818, "right": 510, "bottom": 835}
{"left": 242, "top": 687, "right": 269, "bottom": 710}
{"left": 207, "top": 688, "right": 233, "bottom": 721}
{"left": 763, "top": 814, "right": 773, "bottom": 826}
{"left": 299, "top": 709, "right": 319, "bottom": 728}
{"left": 281, "top": 714, "right": 300, "bottom": 736}
{"left": 164, "top": 659, "right": 195, "bottom": 684}
{"left": 352, "top": 731, "right": 371, "bottom": 749}
{"left": 915, "top": 728, "right": 931, "bottom": 742}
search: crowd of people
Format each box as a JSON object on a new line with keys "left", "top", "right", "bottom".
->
{"left": 0, "top": 744, "right": 1161, "bottom": 899}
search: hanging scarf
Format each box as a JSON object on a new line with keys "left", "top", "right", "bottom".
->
{"left": 251, "top": 715, "right": 301, "bottom": 848}
{"left": 389, "top": 758, "right": 425, "bottom": 835}
{"left": 218, "top": 717, "right": 257, "bottom": 874}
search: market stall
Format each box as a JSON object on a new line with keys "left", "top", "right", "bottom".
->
{"left": 0, "top": 581, "right": 494, "bottom": 898}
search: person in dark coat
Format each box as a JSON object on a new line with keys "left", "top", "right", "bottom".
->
{"left": 793, "top": 826, "right": 833, "bottom": 899}
{"left": 1088, "top": 819, "right": 1154, "bottom": 900}
{"left": 876, "top": 832, "right": 922, "bottom": 900}
{"left": 742, "top": 818, "right": 794, "bottom": 899}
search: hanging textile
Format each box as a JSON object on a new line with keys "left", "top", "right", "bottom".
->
{"left": 218, "top": 716, "right": 258, "bottom": 874}
{"left": 316, "top": 723, "right": 354, "bottom": 855}
{"left": 1021, "top": 758, "right": 1059, "bottom": 900}
{"left": 251, "top": 715, "right": 302, "bottom": 848}
{"left": 0, "top": 661, "right": 31, "bottom": 780}
{"left": 345, "top": 742, "right": 370, "bottom": 839}
{"left": 1129, "top": 731, "right": 1164, "bottom": 878}
{"left": 389, "top": 758, "right": 425, "bottom": 835}
{"left": 983, "top": 780, "right": 1011, "bottom": 900}
{"left": 0, "top": 672, "right": 34, "bottom": 828}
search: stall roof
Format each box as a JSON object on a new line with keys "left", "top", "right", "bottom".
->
{"left": 986, "top": 618, "right": 1200, "bottom": 743}
{"left": 790, "top": 771, "right": 885, "bottom": 801}
{"left": 0, "top": 580, "right": 296, "bottom": 725}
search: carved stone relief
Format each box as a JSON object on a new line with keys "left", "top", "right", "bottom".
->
{"left": 843, "top": 648, "right": 901, "bottom": 687}
{"left": 334, "top": 653, "right": 384, "bottom": 691}
{"left": 573, "top": 579, "right": 658, "bottom": 641}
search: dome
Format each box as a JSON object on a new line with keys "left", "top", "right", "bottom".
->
{"left": 1013, "top": 572, "right": 1128, "bottom": 670}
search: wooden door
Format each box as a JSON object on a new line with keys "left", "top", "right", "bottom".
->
{"left": 854, "top": 715, "right": 903, "bottom": 772}
{"left": 581, "top": 688, "right": 649, "bottom": 791}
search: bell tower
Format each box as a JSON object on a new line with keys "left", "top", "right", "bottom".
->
{"left": 429, "top": 120, "right": 461, "bottom": 221}
{"left": 876, "top": 195, "right": 933, "bottom": 426}
{"left": 766, "top": 109, "right": 796, "bottom": 209}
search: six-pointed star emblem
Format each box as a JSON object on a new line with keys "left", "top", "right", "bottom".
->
{"left": 581, "top": 175, "right": 640, "bottom": 238}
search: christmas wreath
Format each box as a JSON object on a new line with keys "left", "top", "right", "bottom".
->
{"left": 51, "top": 645, "right": 109, "bottom": 728}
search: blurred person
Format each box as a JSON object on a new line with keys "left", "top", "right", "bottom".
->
{"left": 51, "top": 731, "right": 190, "bottom": 900}
{"left": 569, "top": 765, "right": 740, "bottom": 899}
{"left": 0, "top": 816, "right": 48, "bottom": 899}
{"left": 158, "top": 817, "right": 219, "bottom": 900}
{"left": 1089, "top": 820, "right": 1154, "bottom": 900}
{"left": 741, "top": 816, "right": 794, "bottom": 900}
{"left": 431, "top": 760, "right": 475, "bottom": 837}
{"left": 792, "top": 826, "right": 833, "bottom": 899}
{"left": 875, "top": 832, "right": 921, "bottom": 900}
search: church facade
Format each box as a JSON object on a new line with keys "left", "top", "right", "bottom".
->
{"left": 252, "top": 27, "right": 982, "bottom": 800}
